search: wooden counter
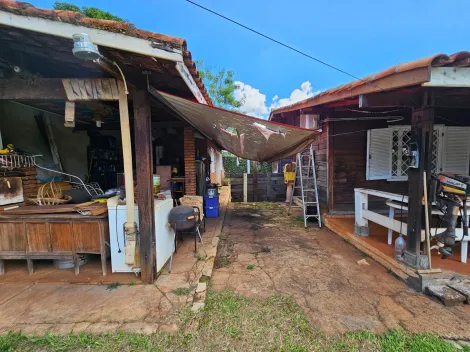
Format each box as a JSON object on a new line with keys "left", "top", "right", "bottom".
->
{"left": 0, "top": 213, "right": 109, "bottom": 275}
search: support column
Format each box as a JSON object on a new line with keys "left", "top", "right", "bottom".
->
{"left": 184, "top": 126, "right": 197, "bottom": 195}
{"left": 326, "top": 119, "right": 335, "bottom": 212}
{"left": 133, "top": 90, "right": 156, "bottom": 284}
{"left": 404, "top": 106, "right": 434, "bottom": 269}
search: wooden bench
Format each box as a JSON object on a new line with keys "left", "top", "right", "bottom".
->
{"left": 386, "top": 200, "right": 469, "bottom": 263}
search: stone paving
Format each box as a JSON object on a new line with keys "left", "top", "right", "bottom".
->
{"left": 0, "top": 188, "right": 228, "bottom": 335}
{"left": 211, "top": 202, "right": 470, "bottom": 339}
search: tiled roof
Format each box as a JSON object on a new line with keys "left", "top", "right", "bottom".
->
{"left": 0, "top": 0, "right": 211, "bottom": 103}
{"left": 271, "top": 51, "right": 470, "bottom": 115}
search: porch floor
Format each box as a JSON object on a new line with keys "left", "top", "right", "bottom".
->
{"left": 0, "top": 257, "right": 140, "bottom": 285}
{"left": 0, "top": 188, "right": 229, "bottom": 335}
{"left": 325, "top": 216, "right": 470, "bottom": 276}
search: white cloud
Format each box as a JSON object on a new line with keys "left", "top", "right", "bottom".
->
{"left": 234, "top": 81, "right": 268, "bottom": 118}
{"left": 269, "top": 81, "right": 320, "bottom": 110}
{"left": 233, "top": 80, "right": 320, "bottom": 119}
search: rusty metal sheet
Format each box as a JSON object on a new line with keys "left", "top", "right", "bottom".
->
{"left": 0, "top": 177, "right": 24, "bottom": 206}
{"left": 151, "top": 88, "right": 319, "bottom": 162}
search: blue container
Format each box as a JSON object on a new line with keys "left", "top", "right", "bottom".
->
{"left": 204, "top": 195, "right": 219, "bottom": 208}
{"left": 205, "top": 206, "right": 219, "bottom": 218}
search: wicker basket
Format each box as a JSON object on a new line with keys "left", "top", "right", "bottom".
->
{"left": 28, "top": 182, "right": 72, "bottom": 206}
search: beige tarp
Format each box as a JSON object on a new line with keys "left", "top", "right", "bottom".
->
{"left": 151, "top": 88, "right": 319, "bottom": 162}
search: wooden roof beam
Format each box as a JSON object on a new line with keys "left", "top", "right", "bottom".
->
{"left": 0, "top": 78, "right": 66, "bottom": 100}
{"left": 359, "top": 91, "right": 422, "bottom": 109}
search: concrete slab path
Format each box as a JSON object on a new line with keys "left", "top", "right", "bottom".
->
{"left": 0, "top": 187, "right": 229, "bottom": 335}
{"left": 211, "top": 202, "right": 470, "bottom": 339}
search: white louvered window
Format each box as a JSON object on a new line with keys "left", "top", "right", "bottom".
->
{"left": 441, "top": 127, "right": 470, "bottom": 174}
{"left": 366, "top": 125, "right": 464, "bottom": 181}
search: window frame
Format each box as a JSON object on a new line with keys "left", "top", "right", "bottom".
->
{"left": 366, "top": 124, "right": 445, "bottom": 182}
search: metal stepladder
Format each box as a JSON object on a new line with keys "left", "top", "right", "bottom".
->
{"left": 288, "top": 144, "right": 322, "bottom": 228}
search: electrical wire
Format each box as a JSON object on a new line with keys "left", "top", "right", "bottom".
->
{"left": 328, "top": 129, "right": 368, "bottom": 137}
{"left": 115, "top": 205, "right": 122, "bottom": 253}
{"left": 435, "top": 115, "right": 466, "bottom": 126}
{"left": 344, "top": 108, "right": 406, "bottom": 114}
{"left": 184, "top": 0, "right": 386, "bottom": 92}
{"left": 399, "top": 194, "right": 404, "bottom": 238}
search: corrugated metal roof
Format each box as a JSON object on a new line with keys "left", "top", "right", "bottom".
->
{"left": 0, "top": 0, "right": 211, "bottom": 104}
{"left": 271, "top": 51, "right": 470, "bottom": 116}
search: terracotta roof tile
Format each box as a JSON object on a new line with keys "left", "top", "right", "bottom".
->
{"left": 0, "top": 0, "right": 210, "bottom": 104}
{"left": 271, "top": 51, "right": 469, "bottom": 115}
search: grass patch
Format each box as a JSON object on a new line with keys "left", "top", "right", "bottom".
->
{"left": 199, "top": 275, "right": 211, "bottom": 284}
{"left": 106, "top": 282, "right": 121, "bottom": 291}
{"left": 194, "top": 253, "right": 206, "bottom": 261}
{"left": 172, "top": 285, "right": 196, "bottom": 296}
{"left": 289, "top": 216, "right": 305, "bottom": 228}
{"left": 0, "top": 290, "right": 464, "bottom": 352}
{"left": 215, "top": 254, "right": 230, "bottom": 269}
{"left": 246, "top": 264, "right": 255, "bottom": 270}
{"left": 128, "top": 281, "right": 136, "bottom": 286}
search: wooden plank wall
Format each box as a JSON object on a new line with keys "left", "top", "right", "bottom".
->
{"left": 230, "top": 173, "right": 286, "bottom": 202}
{"left": 331, "top": 118, "right": 409, "bottom": 213}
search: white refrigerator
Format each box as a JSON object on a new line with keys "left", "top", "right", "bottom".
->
{"left": 107, "top": 194, "right": 174, "bottom": 273}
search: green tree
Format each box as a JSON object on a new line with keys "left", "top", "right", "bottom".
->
{"left": 197, "top": 61, "right": 243, "bottom": 110}
{"left": 53, "top": 2, "right": 126, "bottom": 22}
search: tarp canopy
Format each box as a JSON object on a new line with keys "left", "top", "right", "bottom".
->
{"left": 150, "top": 88, "right": 319, "bottom": 162}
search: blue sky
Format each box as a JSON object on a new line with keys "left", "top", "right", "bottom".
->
{"left": 35, "top": 0, "right": 470, "bottom": 117}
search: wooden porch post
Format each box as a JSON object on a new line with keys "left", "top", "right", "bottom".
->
{"left": 404, "top": 105, "right": 434, "bottom": 269}
{"left": 326, "top": 119, "right": 335, "bottom": 213}
{"left": 133, "top": 90, "right": 156, "bottom": 283}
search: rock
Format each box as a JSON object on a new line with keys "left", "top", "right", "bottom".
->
{"left": 196, "top": 282, "right": 207, "bottom": 293}
{"left": 448, "top": 284, "right": 470, "bottom": 304}
{"left": 119, "top": 322, "right": 159, "bottom": 335}
{"left": 357, "top": 259, "right": 370, "bottom": 266}
{"left": 426, "top": 285, "right": 466, "bottom": 306}
{"left": 191, "top": 302, "right": 205, "bottom": 311}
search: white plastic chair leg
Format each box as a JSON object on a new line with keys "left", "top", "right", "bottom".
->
{"left": 388, "top": 207, "right": 395, "bottom": 245}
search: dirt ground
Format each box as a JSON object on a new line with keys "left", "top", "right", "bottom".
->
{"left": 211, "top": 202, "right": 470, "bottom": 339}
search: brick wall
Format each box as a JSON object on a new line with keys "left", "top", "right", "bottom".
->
{"left": 183, "top": 126, "right": 196, "bottom": 195}
{"left": 21, "top": 167, "right": 39, "bottom": 200}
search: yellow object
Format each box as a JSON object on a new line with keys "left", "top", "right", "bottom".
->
{"left": 284, "top": 172, "right": 295, "bottom": 183}
{"left": 283, "top": 163, "right": 295, "bottom": 183}
{"left": 0, "top": 144, "right": 14, "bottom": 155}
{"left": 153, "top": 175, "right": 161, "bottom": 194}
{"left": 94, "top": 199, "right": 108, "bottom": 203}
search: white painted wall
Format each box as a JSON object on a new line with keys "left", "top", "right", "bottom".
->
{"left": 0, "top": 101, "right": 89, "bottom": 179}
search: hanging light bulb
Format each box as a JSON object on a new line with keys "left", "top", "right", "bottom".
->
{"left": 72, "top": 33, "right": 101, "bottom": 61}
{"left": 93, "top": 112, "right": 104, "bottom": 128}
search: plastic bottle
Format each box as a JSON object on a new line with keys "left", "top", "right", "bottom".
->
{"left": 394, "top": 234, "right": 406, "bottom": 261}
